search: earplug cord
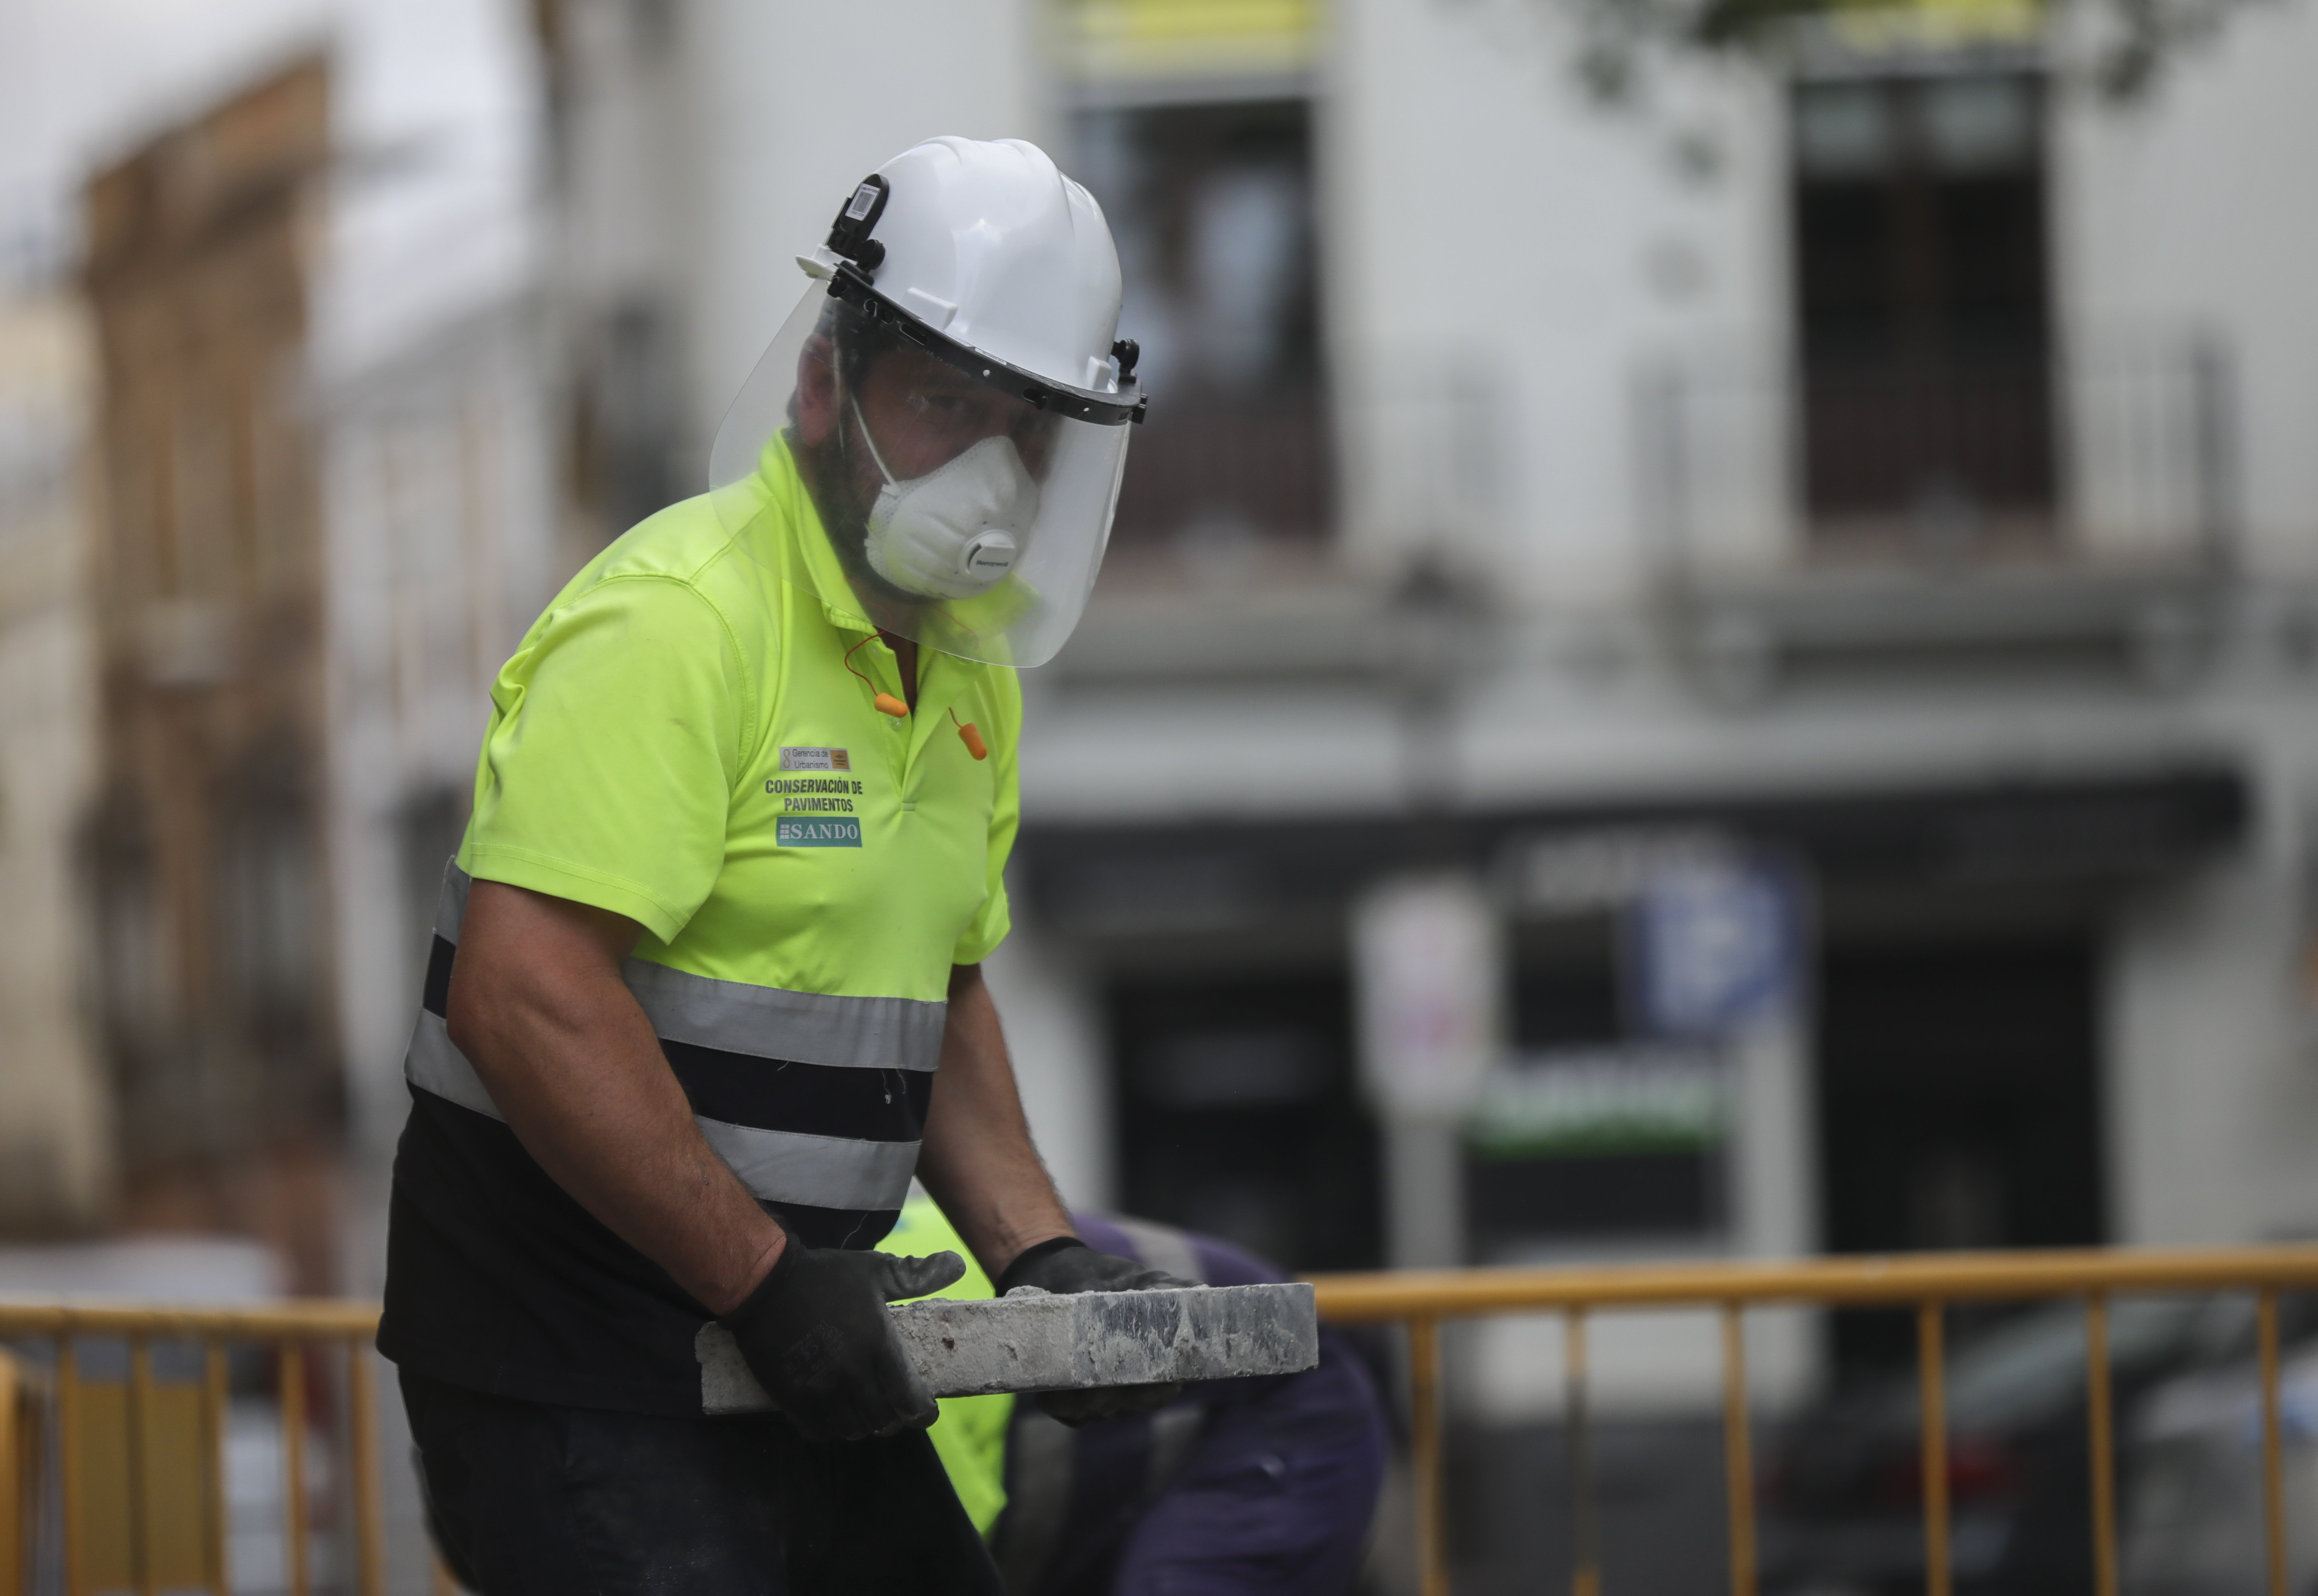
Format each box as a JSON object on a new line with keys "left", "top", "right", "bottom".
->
{"left": 842, "top": 631, "right": 910, "bottom": 719}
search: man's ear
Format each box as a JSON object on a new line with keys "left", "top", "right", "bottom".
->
{"left": 794, "top": 333, "right": 839, "bottom": 448}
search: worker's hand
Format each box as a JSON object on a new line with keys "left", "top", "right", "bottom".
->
{"left": 721, "top": 1238, "right": 966, "bottom": 1443}
{"left": 998, "top": 1239, "right": 1194, "bottom": 1428}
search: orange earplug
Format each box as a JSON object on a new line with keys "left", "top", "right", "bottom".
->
{"left": 874, "top": 692, "right": 909, "bottom": 718}
{"left": 956, "top": 721, "right": 988, "bottom": 761}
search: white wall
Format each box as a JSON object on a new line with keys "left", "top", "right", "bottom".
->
{"left": 982, "top": 917, "right": 1116, "bottom": 1211}
{"left": 2057, "top": 0, "right": 2318, "bottom": 573}
{"left": 2107, "top": 692, "right": 2318, "bottom": 1246}
{"left": 321, "top": 303, "right": 559, "bottom": 1209}
{"left": 676, "top": 0, "right": 1049, "bottom": 459}
{"left": 1322, "top": 0, "right": 1784, "bottom": 602}
{"left": 0, "top": 293, "right": 109, "bottom": 1226}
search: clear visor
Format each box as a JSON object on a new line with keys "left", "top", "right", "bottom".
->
{"left": 707, "top": 280, "right": 1131, "bottom": 669}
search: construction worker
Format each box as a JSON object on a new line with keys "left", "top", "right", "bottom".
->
{"left": 886, "top": 1199, "right": 1393, "bottom": 1596}
{"left": 377, "top": 138, "right": 1175, "bottom": 1593}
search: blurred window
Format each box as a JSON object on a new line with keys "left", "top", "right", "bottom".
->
{"left": 1072, "top": 98, "right": 1330, "bottom": 554}
{"left": 1467, "top": 916, "right": 1728, "bottom": 1253}
{"left": 1790, "top": 71, "right": 2054, "bottom": 543}
{"left": 1817, "top": 935, "right": 2102, "bottom": 1376}
{"left": 1108, "top": 973, "right": 1380, "bottom": 1272}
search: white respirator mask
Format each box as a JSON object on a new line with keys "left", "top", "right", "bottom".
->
{"left": 850, "top": 396, "right": 1037, "bottom": 600}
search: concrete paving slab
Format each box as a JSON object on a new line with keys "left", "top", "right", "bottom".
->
{"left": 695, "top": 1281, "right": 1319, "bottom": 1414}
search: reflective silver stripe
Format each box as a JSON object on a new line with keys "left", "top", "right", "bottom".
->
{"left": 436, "top": 863, "right": 943, "bottom": 1071}
{"left": 405, "top": 1009, "right": 505, "bottom": 1120}
{"left": 692, "top": 1119, "right": 919, "bottom": 1211}
{"left": 436, "top": 860, "right": 473, "bottom": 943}
{"left": 403, "top": 1013, "right": 919, "bottom": 1210}
{"left": 623, "top": 959, "right": 945, "bottom": 1072}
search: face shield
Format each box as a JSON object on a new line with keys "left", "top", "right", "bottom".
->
{"left": 707, "top": 265, "right": 1141, "bottom": 669}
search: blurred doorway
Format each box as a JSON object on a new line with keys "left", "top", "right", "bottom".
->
{"left": 1106, "top": 973, "right": 1381, "bottom": 1272}
{"left": 1790, "top": 71, "right": 2054, "bottom": 547}
{"left": 1815, "top": 936, "right": 2104, "bottom": 1377}
{"left": 1072, "top": 98, "right": 1330, "bottom": 553}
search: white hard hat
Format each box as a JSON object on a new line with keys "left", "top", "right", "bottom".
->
{"left": 799, "top": 137, "right": 1140, "bottom": 416}
{"left": 712, "top": 137, "right": 1145, "bottom": 668}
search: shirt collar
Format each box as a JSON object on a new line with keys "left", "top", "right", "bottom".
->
{"left": 749, "top": 430, "right": 879, "bottom": 636}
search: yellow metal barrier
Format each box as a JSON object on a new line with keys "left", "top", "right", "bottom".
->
{"left": 1310, "top": 1245, "right": 2318, "bottom": 1596}
{"left": 8, "top": 1246, "right": 2317, "bottom": 1594}
{"left": 0, "top": 1301, "right": 385, "bottom": 1596}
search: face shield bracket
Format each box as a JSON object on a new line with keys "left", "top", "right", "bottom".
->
{"left": 825, "top": 264, "right": 1148, "bottom": 427}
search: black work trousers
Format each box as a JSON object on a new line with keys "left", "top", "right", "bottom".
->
{"left": 402, "top": 1369, "right": 1006, "bottom": 1596}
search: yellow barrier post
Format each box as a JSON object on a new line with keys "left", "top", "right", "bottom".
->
{"left": 1409, "top": 1318, "right": 1448, "bottom": 1596}
{"left": 2084, "top": 1295, "right": 2117, "bottom": 1596}
{"left": 1567, "top": 1309, "right": 1598, "bottom": 1596}
{"left": 0, "top": 1352, "right": 22, "bottom": 1596}
{"left": 1721, "top": 1304, "right": 1756, "bottom": 1596}
{"left": 2259, "top": 1291, "right": 2286, "bottom": 1596}
{"left": 348, "top": 1342, "right": 387, "bottom": 1596}
{"left": 1917, "top": 1302, "right": 1949, "bottom": 1596}
{"left": 58, "top": 1338, "right": 83, "bottom": 1596}
{"left": 202, "top": 1344, "right": 228, "bottom": 1596}
{"left": 128, "top": 1339, "right": 155, "bottom": 1596}
{"left": 280, "top": 1342, "right": 309, "bottom": 1596}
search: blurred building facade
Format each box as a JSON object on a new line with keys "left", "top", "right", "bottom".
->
{"left": 63, "top": 41, "right": 558, "bottom": 1296}
{"left": 31, "top": 0, "right": 2291, "bottom": 1410}
{"left": 0, "top": 280, "right": 108, "bottom": 1236}
{"left": 525, "top": 0, "right": 2318, "bottom": 1414}
{"left": 79, "top": 62, "right": 346, "bottom": 1288}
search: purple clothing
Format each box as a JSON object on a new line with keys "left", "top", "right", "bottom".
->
{"left": 995, "top": 1216, "right": 1388, "bottom": 1596}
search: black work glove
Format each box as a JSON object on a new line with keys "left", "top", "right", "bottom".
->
{"left": 998, "top": 1237, "right": 1195, "bottom": 1428}
{"left": 722, "top": 1234, "right": 965, "bottom": 1443}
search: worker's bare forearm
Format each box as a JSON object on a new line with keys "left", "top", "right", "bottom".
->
{"left": 445, "top": 881, "right": 785, "bottom": 1316}
{"left": 915, "top": 963, "right": 1075, "bottom": 1283}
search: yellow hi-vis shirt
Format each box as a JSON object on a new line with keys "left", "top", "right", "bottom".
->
{"left": 380, "top": 433, "right": 1021, "bottom": 1414}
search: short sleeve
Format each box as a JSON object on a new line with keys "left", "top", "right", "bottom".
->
{"left": 950, "top": 670, "right": 1021, "bottom": 965}
{"left": 460, "top": 576, "right": 753, "bottom": 944}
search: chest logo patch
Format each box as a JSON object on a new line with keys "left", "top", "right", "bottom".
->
{"left": 777, "top": 817, "right": 863, "bottom": 848}
{"left": 781, "top": 746, "right": 851, "bottom": 772}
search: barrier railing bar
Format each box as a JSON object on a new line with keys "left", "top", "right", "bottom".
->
{"left": 58, "top": 1339, "right": 82, "bottom": 1596}
{"left": 349, "top": 1341, "right": 387, "bottom": 1596}
{"left": 2085, "top": 1295, "right": 2117, "bottom": 1596}
{"left": 1409, "top": 1317, "right": 1447, "bottom": 1596}
{"left": 280, "top": 1341, "right": 309, "bottom": 1596}
{"left": 128, "top": 1337, "right": 154, "bottom": 1596}
{"left": 1721, "top": 1304, "right": 1756, "bottom": 1596}
{"left": 0, "top": 1304, "right": 381, "bottom": 1340}
{"left": 2259, "top": 1290, "right": 2286, "bottom": 1596}
{"left": 1309, "top": 1245, "right": 2318, "bottom": 1321}
{"left": 1568, "top": 1310, "right": 1599, "bottom": 1596}
{"left": 1918, "top": 1302, "right": 1950, "bottom": 1596}
{"left": 202, "top": 1342, "right": 229, "bottom": 1596}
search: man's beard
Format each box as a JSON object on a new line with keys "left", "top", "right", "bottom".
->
{"left": 788, "top": 419, "right": 926, "bottom": 618}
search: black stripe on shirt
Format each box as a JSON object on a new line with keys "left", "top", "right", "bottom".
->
{"left": 424, "top": 936, "right": 929, "bottom": 1144}
{"left": 423, "top": 934, "right": 456, "bottom": 1018}
{"left": 662, "top": 1039, "right": 931, "bottom": 1144}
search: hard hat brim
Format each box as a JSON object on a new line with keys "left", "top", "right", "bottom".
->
{"left": 826, "top": 265, "right": 1147, "bottom": 428}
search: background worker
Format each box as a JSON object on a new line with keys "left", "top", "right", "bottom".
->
{"left": 376, "top": 137, "right": 1176, "bottom": 1593}
{"left": 886, "top": 1199, "right": 1392, "bottom": 1596}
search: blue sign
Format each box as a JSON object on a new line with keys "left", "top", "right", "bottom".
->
{"left": 1630, "top": 859, "right": 1800, "bottom": 1039}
